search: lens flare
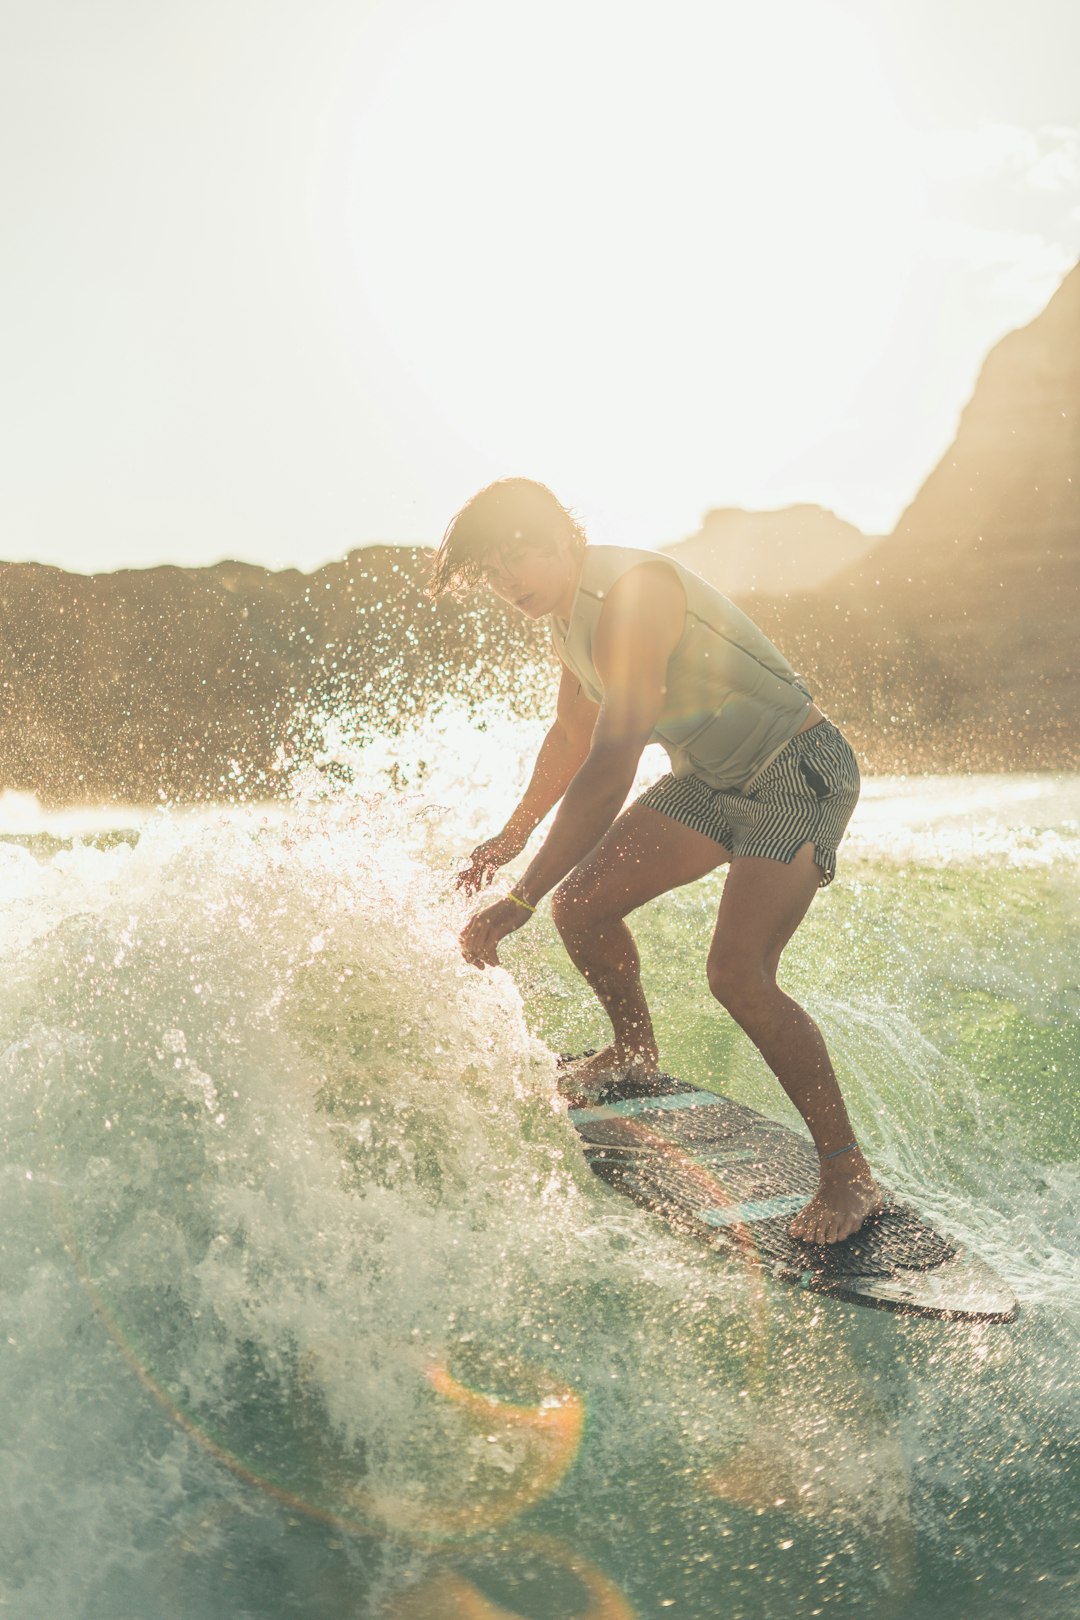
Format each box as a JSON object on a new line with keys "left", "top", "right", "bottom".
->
{"left": 51, "top": 1188, "right": 585, "bottom": 1544}
{"left": 387, "top": 1534, "right": 637, "bottom": 1620}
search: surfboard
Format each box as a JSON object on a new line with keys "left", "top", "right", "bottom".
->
{"left": 565, "top": 1069, "right": 1018, "bottom": 1322}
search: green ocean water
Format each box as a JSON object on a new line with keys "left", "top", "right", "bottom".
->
{"left": 1, "top": 712, "right": 1077, "bottom": 1619}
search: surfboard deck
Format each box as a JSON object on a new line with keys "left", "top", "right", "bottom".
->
{"left": 565, "top": 1069, "right": 1017, "bottom": 1322}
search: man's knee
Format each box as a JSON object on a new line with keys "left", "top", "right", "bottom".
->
{"left": 707, "top": 951, "right": 770, "bottom": 1020}
{"left": 550, "top": 877, "right": 617, "bottom": 937}
{"left": 549, "top": 878, "right": 587, "bottom": 937}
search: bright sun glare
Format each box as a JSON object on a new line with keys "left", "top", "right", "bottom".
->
{"left": 338, "top": 1, "right": 921, "bottom": 543}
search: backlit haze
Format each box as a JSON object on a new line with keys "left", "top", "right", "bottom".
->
{"left": 3, "top": 0, "right": 1079, "bottom": 573}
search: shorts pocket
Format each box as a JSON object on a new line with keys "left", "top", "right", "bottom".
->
{"left": 798, "top": 758, "right": 831, "bottom": 799}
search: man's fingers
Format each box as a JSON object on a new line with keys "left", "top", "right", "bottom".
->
{"left": 454, "top": 860, "right": 498, "bottom": 896}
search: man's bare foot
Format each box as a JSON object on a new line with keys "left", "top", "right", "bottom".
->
{"left": 788, "top": 1150, "right": 886, "bottom": 1245}
{"left": 557, "top": 1043, "right": 658, "bottom": 1100}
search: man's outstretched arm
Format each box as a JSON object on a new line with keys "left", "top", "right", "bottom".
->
{"left": 456, "top": 665, "right": 599, "bottom": 894}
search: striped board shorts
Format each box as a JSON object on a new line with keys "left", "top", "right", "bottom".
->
{"left": 636, "top": 718, "right": 861, "bottom": 887}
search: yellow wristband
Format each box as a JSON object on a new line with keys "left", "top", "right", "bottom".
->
{"left": 506, "top": 891, "right": 536, "bottom": 914}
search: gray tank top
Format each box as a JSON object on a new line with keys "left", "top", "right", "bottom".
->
{"left": 550, "top": 545, "right": 812, "bottom": 791}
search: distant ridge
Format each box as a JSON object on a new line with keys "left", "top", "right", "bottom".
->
{"left": 665, "top": 504, "right": 879, "bottom": 597}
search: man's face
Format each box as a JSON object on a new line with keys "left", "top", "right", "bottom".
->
{"left": 481, "top": 533, "right": 576, "bottom": 618}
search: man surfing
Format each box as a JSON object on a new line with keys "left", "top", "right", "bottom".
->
{"left": 433, "top": 478, "right": 883, "bottom": 1245}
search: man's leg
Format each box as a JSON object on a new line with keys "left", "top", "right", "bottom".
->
{"left": 707, "top": 842, "right": 883, "bottom": 1244}
{"left": 550, "top": 802, "right": 728, "bottom": 1082}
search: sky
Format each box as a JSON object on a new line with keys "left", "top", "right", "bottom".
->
{"left": 2, "top": 0, "right": 1079, "bottom": 574}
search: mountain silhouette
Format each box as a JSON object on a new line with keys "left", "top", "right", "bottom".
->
{"left": 777, "top": 258, "right": 1080, "bottom": 771}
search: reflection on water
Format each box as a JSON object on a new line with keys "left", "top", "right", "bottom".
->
{"left": 1, "top": 718, "right": 1078, "bottom": 1617}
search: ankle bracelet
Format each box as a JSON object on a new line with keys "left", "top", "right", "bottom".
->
{"left": 824, "top": 1141, "right": 857, "bottom": 1160}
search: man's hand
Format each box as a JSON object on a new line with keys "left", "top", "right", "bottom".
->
{"left": 454, "top": 833, "right": 526, "bottom": 896}
{"left": 460, "top": 896, "right": 532, "bottom": 968}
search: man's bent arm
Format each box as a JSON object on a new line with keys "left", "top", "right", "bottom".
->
{"left": 509, "top": 562, "right": 686, "bottom": 906}
{"left": 511, "top": 737, "right": 647, "bottom": 903}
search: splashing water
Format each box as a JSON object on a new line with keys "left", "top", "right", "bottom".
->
{"left": 1, "top": 708, "right": 1078, "bottom": 1618}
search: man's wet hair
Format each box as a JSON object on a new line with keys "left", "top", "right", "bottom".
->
{"left": 429, "top": 477, "right": 587, "bottom": 597}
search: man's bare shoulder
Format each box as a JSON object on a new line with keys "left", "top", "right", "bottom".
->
{"left": 595, "top": 558, "right": 687, "bottom": 651}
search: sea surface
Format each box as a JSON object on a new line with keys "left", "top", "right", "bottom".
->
{"left": 2, "top": 704, "right": 1078, "bottom": 1619}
